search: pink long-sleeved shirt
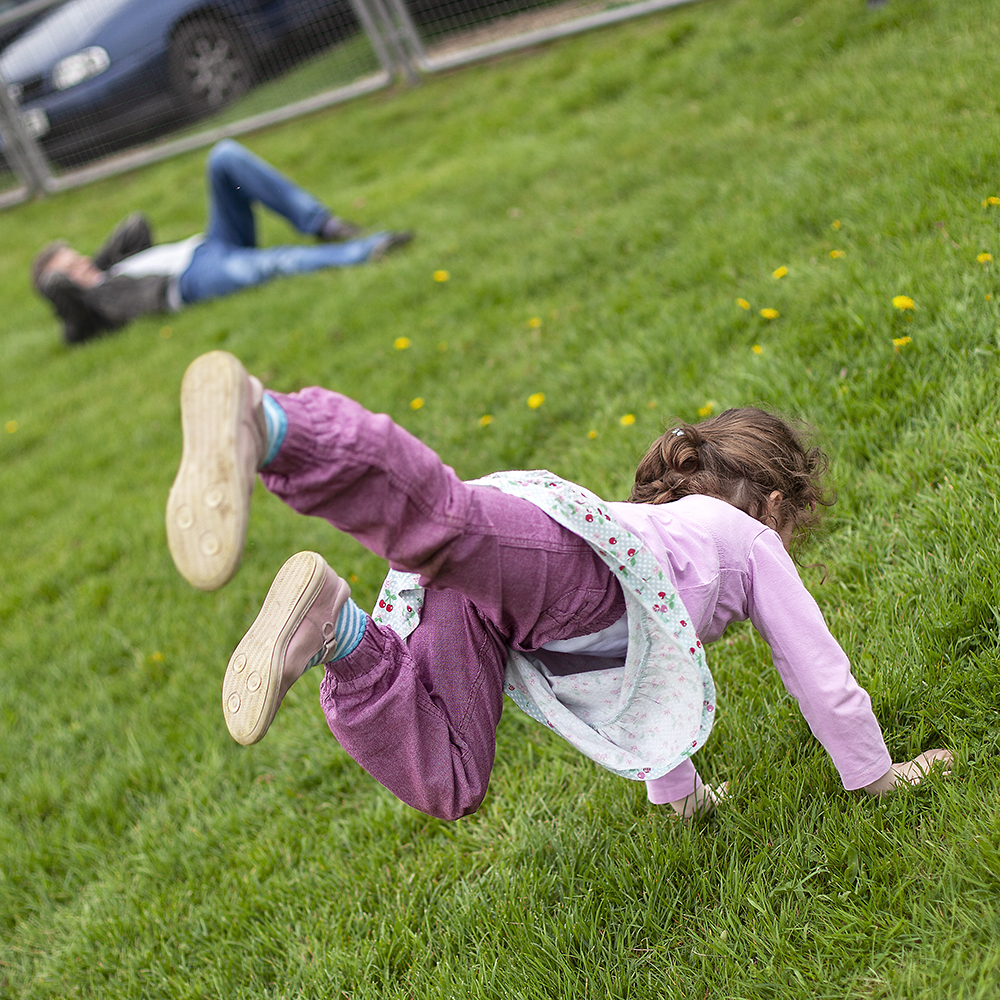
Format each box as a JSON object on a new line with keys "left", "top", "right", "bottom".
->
{"left": 606, "top": 494, "right": 892, "bottom": 799}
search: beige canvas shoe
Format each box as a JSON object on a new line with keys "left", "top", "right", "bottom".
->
{"left": 223, "top": 551, "right": 351, "bottom": 745}
{"left": 166, "top": 351, "right": 266, "bottom": 591}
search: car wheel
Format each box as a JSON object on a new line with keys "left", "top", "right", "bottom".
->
{"left": 169, "top": 18, "right": 254, "bottom": 118}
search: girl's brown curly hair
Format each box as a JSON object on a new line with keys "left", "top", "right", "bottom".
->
{"left": 628, "top": 406, "right": 833, "bottom": 539}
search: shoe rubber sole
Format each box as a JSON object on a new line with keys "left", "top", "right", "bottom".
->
{"left": 222, "top": 551, "right": 338, "bottom": 745}
{"left": 166, "top": 351, "right": 252, "bottom": 591}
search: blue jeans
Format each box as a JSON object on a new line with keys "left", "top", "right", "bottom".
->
{"left": 178, "top": 139, "right": 388, "bottom": 304}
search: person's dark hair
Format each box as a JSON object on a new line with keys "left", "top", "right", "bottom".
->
{"left": 628, "top": 407, "right": 833, "bottom": 539}
{"left": 31, "top": 240, "right": 68, "bottom": 295}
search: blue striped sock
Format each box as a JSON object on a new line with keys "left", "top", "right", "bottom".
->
{"left": 327, "top": 598, "right": 367, "bottom": 662}
{"left": 261, "top": 393, "right": 288, "bottom": 467}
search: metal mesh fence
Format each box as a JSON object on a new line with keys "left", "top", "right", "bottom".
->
{"left": 0, "top": 0, "right": 694, "bottom": 205}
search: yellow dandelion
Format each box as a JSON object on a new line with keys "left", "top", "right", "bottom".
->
{"left": 433, "top": 270, "right": 450, "bottom": 282}
{"left": 588, "top": 429, "right": 598, "bottom": 440}
{"left": 831, "top": 220, "right": 842, "bottom": 230}
{"left": 410, "top": 397, "right": 424, "bottom": 410}
{"left": 527, "top": 393, "right": 545, "bottom": 410}
{"left": 698, "top": 401, "right": 715, "bottom": 418}
{"left": 736, "top": 298, "right": 751, "bottom": 310}
{"left": 620, "top": 413, "right": 636, "bottom": 426}
{"left": 160, "top": 326, "right": 172, "bottom": 339}
{"left": 978, "top": 252, "right": 993, "bottom": 263}
{"left": 528, "top": 317, "right": 542, "bottom": 329}
{"left": 830, "top": 249, "right": 846, "bottom": 259}
{"left": 150, "top": 651, "right": 164, "bottom": 663}
{"left": 394, "top": 336, "right": 411, "bottom": 350}
{"left": 5, "top": 420, "right": 17, "bottom": 433}
{"left": 478, "top": 414, "right": 494, "bottom": 427}
{"left": 760, "top": 308, "right": 779, "bottom": 320}
{"left": 348, "top": 573, "right": 360, "bottom": 583}
{"left": 892, "top": 295, "right": 915, "bottom": 311}
{"left": 772, "top": 266, "right": 788, "bottom": 279}
{"left": 892, "top": 336, "right": 912, "bottom": 350}
{"left": 752, "top": 344, "right": 763, "bottom": 355}
{"left": 984, "top": 197, "right": 1000, "bottom": 207}
{"left": 987, "top": 294, "right": 993, "bottom": 301}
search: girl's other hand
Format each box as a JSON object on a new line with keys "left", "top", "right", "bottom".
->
{"left": 863, "top": 748, "right": 953, "bottom": 797}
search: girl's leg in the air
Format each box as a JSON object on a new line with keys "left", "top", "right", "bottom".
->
{"left": 165, "top": 353, "right": 624, "bottom": 819}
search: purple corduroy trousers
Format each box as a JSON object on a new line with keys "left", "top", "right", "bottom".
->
{"left": 260, "top": 387, "right": 626, "bottom": 820}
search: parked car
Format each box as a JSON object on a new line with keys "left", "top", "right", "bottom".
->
{"left": 0, "top": 0, "right": 360, "bottom": 165}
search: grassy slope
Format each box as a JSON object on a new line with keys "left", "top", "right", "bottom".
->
{"left": 2, "top": 0, "right": 1000, "bottom": 995}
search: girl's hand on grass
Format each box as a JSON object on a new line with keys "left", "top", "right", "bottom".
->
{"left": 669, "top": 781, "right": 728, "bottom": 821}
{"left": 863, "top": 748, "right": 953, "bottom": 797}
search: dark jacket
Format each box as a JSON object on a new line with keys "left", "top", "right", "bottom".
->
{"left": 40, "top": 213, "right": 171, "bottom": 344}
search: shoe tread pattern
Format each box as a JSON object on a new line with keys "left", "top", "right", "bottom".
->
{"left": 222, "top": 551, "right": 323, "bottom": 745}
{"left": 166, "top": 351, "right": 247, "bottom": 591}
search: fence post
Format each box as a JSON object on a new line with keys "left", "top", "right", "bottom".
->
{"left": 348, "top": 0, "right": 398, "bottom": 77}
{"left": 382, "top": 0, "right": 427, "bottom": 67}
{"left": 0, "top": 69, "right": 54, "bottom": 196}
{"left": 355, "top": 0, "right": 421, "bottom": 84}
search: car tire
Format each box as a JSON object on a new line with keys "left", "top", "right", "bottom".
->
{"left": 169, "top": 17, "right": 254, "bottom": 118}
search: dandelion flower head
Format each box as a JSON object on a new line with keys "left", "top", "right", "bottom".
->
{"left": 984, "top": 197, "right": 1000, "bottom": 207}
{"left": 830, "top": 250, "right": 846, "bottom": 259}
{"left": 752, "top": 344, "right": 763, "bottom": 355}
{"left": 410, "top": 397, "right": 424, "bottom": 410}
{"left": 433, "top": 270, "right": 450, "bottom": 282}
{"left": 620, "top": 413, "right": 635, "bottom": 426}
{"left": 528, "top": 317, "right": 542, "bottom": 329}
{"left": 831, "top": 220, "right": 842, "bottom": 230}
{"left": 394, "top": 336, "right": 411, "bottom": 350}
{"left": 588, "top": 429, "right": 598, "bottom": 440}
{"left": 5, "top": 420, "right": 17, "bottom": 434}
{"left": 772, "top": 266, "right": 788, "bottom": 279}
{"left": 978, "top": 253, "right": 993, "bottom": 263}
{"left": 478, "top": 414, "right": 494, "bottom": 427}
{"left": 736, "top": 298, "right": 750, "bottom": 310}
{"left": 698, "top": 401, "right": 715, "bottom": 418}
{"left": 760, "top": 308, "right": 779, "bottom": 320}
{"left": 893, "top": 336, "right": 912, "bottom": 350}
{"left": 892, "top": 295, "right": 915, "bottom": 311}
{"left": 527, "top": 392, "right": 545, "bottom": 410}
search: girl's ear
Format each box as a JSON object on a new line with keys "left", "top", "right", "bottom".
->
{"left": 765, "top": 490, "right": 784, "bottom": 516}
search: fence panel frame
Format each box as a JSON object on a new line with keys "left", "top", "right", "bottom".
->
{"left": 0, "top": 0, "right": 701, "bottom": 209}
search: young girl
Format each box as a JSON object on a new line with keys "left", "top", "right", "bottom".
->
{"left": 166, "top": 351, "right": 950, "bottom": 820}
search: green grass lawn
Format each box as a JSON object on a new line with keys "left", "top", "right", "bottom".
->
{"left": 3, "top": 0, "right": 1000, "bottom": 995}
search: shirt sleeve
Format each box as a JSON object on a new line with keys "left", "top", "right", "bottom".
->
{"left": 745, "top": 531, "right": 891, "bottom": 790}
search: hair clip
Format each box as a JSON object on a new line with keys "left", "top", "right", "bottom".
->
{"left": 671, "top": 428, "right": 684, "bottom": 437}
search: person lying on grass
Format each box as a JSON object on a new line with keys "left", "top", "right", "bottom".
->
{"left": 165, "top": 351, "right": 952, "bottom": 820}
{"left": 30, "top": 139, "right": 411, "bottom": 345}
